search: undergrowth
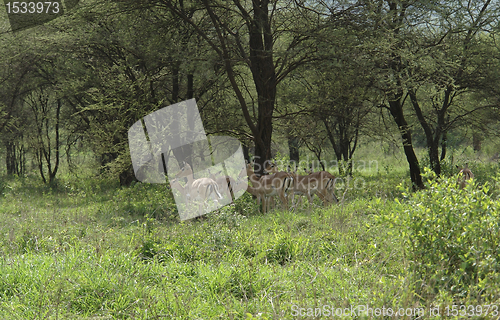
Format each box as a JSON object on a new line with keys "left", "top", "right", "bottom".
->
{"left": 0, "top": 162, "right": 499, "bottom": 318}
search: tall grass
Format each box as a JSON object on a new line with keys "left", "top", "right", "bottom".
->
{"left": 1, "top": 144, "right": 500, "bottom": 318}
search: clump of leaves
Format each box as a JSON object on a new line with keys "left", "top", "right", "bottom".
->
{"left": 405, "top": 168, "right": 500, "bottom": 299}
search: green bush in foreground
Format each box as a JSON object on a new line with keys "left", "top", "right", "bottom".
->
{"left": 404, "top": 169, "right": 500, "bottom": 300}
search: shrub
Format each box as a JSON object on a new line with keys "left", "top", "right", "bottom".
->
{"left": 404, "top": 169, "right": 500, "bottom": 298}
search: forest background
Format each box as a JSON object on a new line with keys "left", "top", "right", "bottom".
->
{"left": 1, "top": 0, "right": 500, "bottom": 318}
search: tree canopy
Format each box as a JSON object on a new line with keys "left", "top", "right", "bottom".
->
{"left": 0, "top": 0, "right": 499, "bottom": 185}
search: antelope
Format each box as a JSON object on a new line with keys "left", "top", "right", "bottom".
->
{"left": 246, "top": 163, "right": 293, "bottom": 213}
{"left": 288, "top": 170, "right": 319, "bottom": 209}
{"left": 170, "top": 178, "right": 187, "bottom": 201}
{"left": 264, "top": 161, "right": 279, "bottom": 174}
{"left": 244, "top": 183, "right": 265, "bottom": 208}
{"left": 302, "top": 168, "right": 337, "bottom": 203}
{"left": 261, "top": 161, "right": 293, "bottom": 209}
{"left": 175, "top": 162, "right": 223, "bottom": 216}
{"left": 264, "top": 162, "right": 337, "bottom": 208}
{"left": 207, "top": 165, "right": 250, "bottom": 201}
{"left": 312, "top": 170, "right": 338, "bottom": 204}
{"left": 225, "top": 165, "right": 264, "bottom": 209}
{"left": 457, "top": 164, "right": 474, "bottom": 189}
{"left": 289, "top": 169, "right": 337, "bottom": 209}
{"left": 209, "top": 169, "right": 233, "bottom": 200}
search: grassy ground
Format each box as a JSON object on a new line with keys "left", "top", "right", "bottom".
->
{"left": 0, "top": 146, "right": 499, "bottom": 319}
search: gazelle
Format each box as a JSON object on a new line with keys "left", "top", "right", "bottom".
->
{"left": 264, "top": 161, "right": 279, "bottom": 174}
{"left": 175, "top": 162, "right": 223, "bottom": 216}
{"left": 209, "top": 169, "right": 233, "bottom": 200}
{"left": 264, "top": 162, "right": 337, "bottom": 208}
{"left": 313, "top": 170, "right": 338, "bottom": 204}
{"left": 262, "top": 161, "right": 295, "bottom": 209}
{"left": 288, "top": 170, "right": 337, "bottom": 208}
{"left": 457, "top": 164, "right": 474, "bottom": 189}
{"left": 288, "top": 170, "right": 319, "bottom": 209}
{"left": 246, "top": 163, "right": 293, "bottom": 213}
{"left": 170, "top": 178, "right": 187, "bottom": 201}
{"left": 207, "top": 165, "right": 250, "bottom": 201}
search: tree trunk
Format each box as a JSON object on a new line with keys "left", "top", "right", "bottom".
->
{"left": 473, "top": 132, "right": 481, "bottom": 152}
{"left": 253, "top": 108, "right": 273, "bottom": 175}
{"left": 172, "top": 63, "right": 180, "bottom": 102}
{"left": 247, "top": 0, "right": 276, "bottom": 175}
{"left": 388, "top": 97, "right": 424, "bottom": 190}
{"left": 242, "top": 143, "right": 250, "bottom": 164}
{"left": 288, "top": 136, "right": 300, "bottom": 163}
{"left": 48, "top": 99, "right": 61, "bottom": 184}
{"left": 323, "top": 119, "right": 343, "bottom": 175}
{"left": 440, "top": 115, "right": 450, "bottom": 161}
{"left": 187, "top": 73, "right": 194, "bottom": 99}
{"left": 440, "top": 130, "right": 447, "bottom": 161}
{"left": 428, "top": 144, "right": 441, "bottom": 175}
{"left": 409, "top": 90, "right": 441, "bottom": 175}
{"left": 37, "top": 149, "right": 46, "bottom": 184}
{"left": 5, "top": 141, "right": 15, "bottom": 175}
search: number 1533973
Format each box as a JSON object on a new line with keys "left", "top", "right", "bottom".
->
{"left": 5, "top": 2, "right": 60, "bottom": 14}
{"left": 445, "top": 304, "right": 498, "bottom": 317}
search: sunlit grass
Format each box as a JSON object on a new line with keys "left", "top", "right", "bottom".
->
{"left": 1, "top": 144, "right": 500, "bottom": 318}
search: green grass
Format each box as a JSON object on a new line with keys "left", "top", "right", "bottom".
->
{"left": 1, "top": 152, "right": 500, "bottom": 319}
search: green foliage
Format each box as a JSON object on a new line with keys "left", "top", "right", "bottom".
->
{"left": 3, "top": 162, "right": 500, "bottom": 317}
{"left": 112, "top": 182, "right": 178, "bottom": 220}
{"left": 404, "top": 168, "right": 500, "bottom": 299}
{"left": 265, "top": 228, "right": 307, "bottom": 265}
{"left": 0, "top": 179, "right": 8, "bottom": 197}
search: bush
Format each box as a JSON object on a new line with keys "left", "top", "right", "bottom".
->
{"left": 404, "top": 169, "right": 500, "bottom": 299}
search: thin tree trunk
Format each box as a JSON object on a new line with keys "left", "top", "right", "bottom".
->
{"left": 172, "top": 63, "right": 180, "bottom": 102}
{"left": 388, "top": 97, "right": 424, "bottom": 190}
{"left": 288, "top": 136, "right": 300, "bottom": 163}
{"left": 37, "top": 149, "right": 46, "bottom": 184}
{"left": 48, "top": 99, "right": 61, "bottom": 184}
{"left": 440, "top": 130, "right": 447, "bottom": 161}
{"left": 242, "top": 143, "right": 250, "bottom": 164}
{"left": 323, "top": 119, "right": 344, "bottom": 175}
{"left": 5, "top": 141, "right": 14, "bottom": 175}
{"left": 409, "top": 90, "right": 441, "bottom": 175}
{"left": 187, "top": 73, "right": 194, "bottom": 99}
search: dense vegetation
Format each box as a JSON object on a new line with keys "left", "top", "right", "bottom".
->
{"left": 1, "top": 0, "right": 500, "bottom": 183}
{"left": 1, "top": 0, "right": 500, "bottom": 318}
{"left": 0, "top": 146, "right": 500, "bottom": 318}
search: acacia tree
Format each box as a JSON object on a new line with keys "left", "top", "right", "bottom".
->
{"left": 278, "top": 65, "right": 373, "bottom": 175}
{"left": 277, "top": 16, "right": 378, "bottom": 176}
{"left": 343, "top": 0, "right": 428, "bottom": 189}
{"left": 0, "top": 38, "right": 34, "bottom": 175}
{"left": 351, "top": 0, "right": 500, "bottom": 187}
{"left": 24, "top": 89, "right": 62, "bottom": 184}
{"left": 405, "top": 0, "right": 500, "bottom": 175}
{"left": 315, "top": 59, "right": 375, "bottom": 176}
{"left": 52, "top": 1, "right": 227, "bottom": 184}
{"left": 156, "top": 0, "right": 324, "bottom": 174}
